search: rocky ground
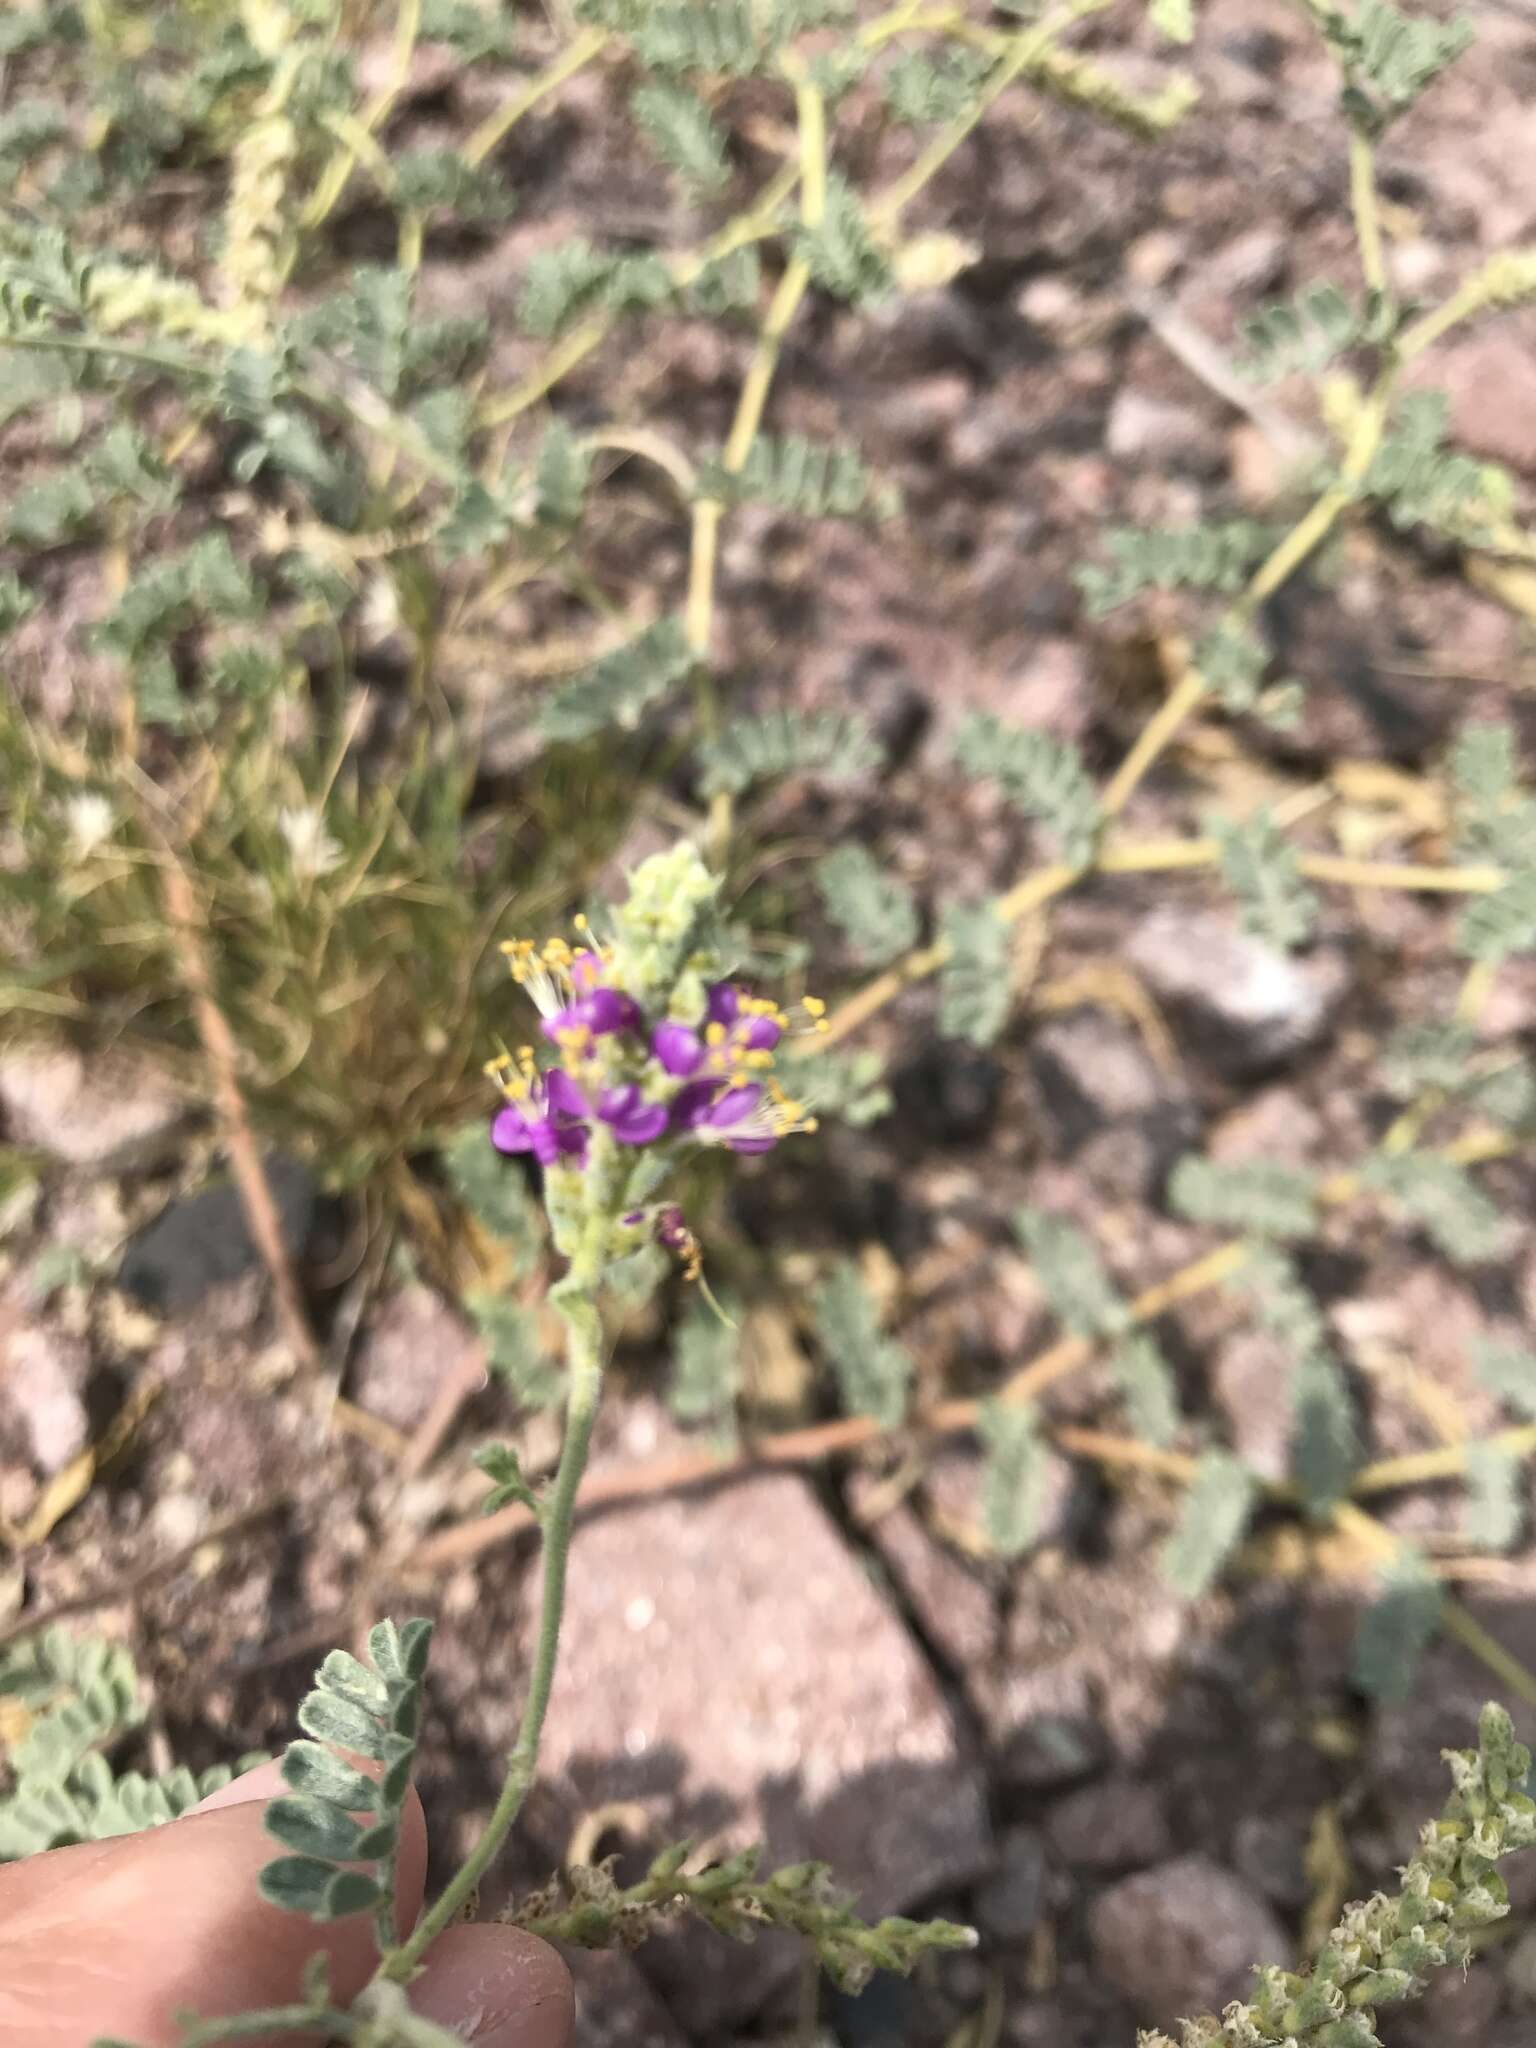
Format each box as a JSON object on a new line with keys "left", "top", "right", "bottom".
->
{"left": 6, "top": 0, "right": 1536, "bottom": 2041}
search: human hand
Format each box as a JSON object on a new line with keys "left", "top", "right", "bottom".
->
{"left": 0, "top": 1760, "right": 574, "bottom": 2048}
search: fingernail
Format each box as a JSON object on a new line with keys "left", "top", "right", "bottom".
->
{"left": 192, "top": 1757, "right": 289, "bottom": 1813}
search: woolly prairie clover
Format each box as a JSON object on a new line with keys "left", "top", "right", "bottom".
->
{"left": 82, "top": 844, "right": 973, "bottom": 2048}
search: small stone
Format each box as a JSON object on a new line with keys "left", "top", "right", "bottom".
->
{"left": 1211, "top": 1330, "right": 1296, "bottom": 1483}
{"left": 1105, "top": 391, "right": 1217, "bottom": 471}
{"left": 1438, "top": 330, "right": 1536, "bottom": 474}
{"left": 0, "top": 1045, "right": 188, "bottom": 1173}
{"left": 522, "top": 1429, "right": 991, "bottom": 2033}
{"left": 1125, "top": 231, "right": 1184, "bottom": 289}
{"left": 1016, "top": 273, "right": 1085, "bottom": 330}
{"left": 1046, "top": 1777, "right": 1173, "bottom": 1872}
{"left": 949, "top": 396, "right": 1035, "bottom": 476}
{"left": 1125, "top": 909, "right": 1347, "bottom": 1079}
{"left": 4, "top": 1318, "right": 90, "bottom": 1473}
{"left": 1088, "top": 1854, "right": 1289, "bottom": 2021}
{"left": 1029, "top": 1010, "right": 1198, "bottom": 1199}
{"left": 116, "top": 1156, "right": 318, "bottom": 1315}
{"left": 885, "top": 370, "right": 972, "bottom": 448}
{"left": 351, "top": 1284, "right": 475, "bottom": 1433}
{"left": 997, "top": 1707, "right": 1110, "bottom": 1792}
{"left": 975, "top": 1827, "right": 1048, "bottom": 1941}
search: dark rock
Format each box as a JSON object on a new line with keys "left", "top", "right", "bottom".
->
{"left": 117, "top": 1157, "right": 319, "bottom": 1314}
{"left": 1088, "top": 1854, "right": 1290, "bottom": 2021}
{"left": 975, "top": 1827, "right": 1049, "bottom": 1942}
{"left": 824, "top": 1970, "right": 924, "bottom": 2048}
{"left": 568, "top": 1950, "right": 688, "bottom": 2048}
{"left": 891, "top": 1043, "right": 1005, "bottom": 1147}
{"left": 1230, "top": 1813, "right": 1311, "bottom": 1913}
{"left": 519, "top": 1414, "right": 991, "bottom": 2033}
{"left": 1046, "top": 1777, "right": 1173, "bottom": 1873}
{"left": 1125, "top": 909, "right": 1347, "bottom": 1079}
{"left": 841, "top": 646, "right": 932, "bottom": 767}
{"left": 996, "top": 1708, "right": 1110, "bottom": 1793}
{"left": 1029, "top": 1009, "right": 1199, "bottom": 1199}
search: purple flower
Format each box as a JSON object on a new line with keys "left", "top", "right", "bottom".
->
{"left": 597, "top": 1083, "right": 670, "bottom": 1145}
{"left": 652, "top": 1019, "right": 705, "bottom": 1076}
{"left": 491, "top": 1064, "right": 589, "bottom": 1167}
{"left": 652, "top": 985, "right": 783, "bottom": 1081}
{"left": 542, "top": 955, "right": 641, "bottom": 1043}
{"left": 671, "top": 1079, "right": 778, "bottom": 1153}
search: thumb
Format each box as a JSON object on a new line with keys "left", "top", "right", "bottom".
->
{"left": 0, "top": 1761, "right": 571, "bottom": 2048}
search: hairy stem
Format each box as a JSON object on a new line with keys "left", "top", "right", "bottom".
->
{"left": 1349, "top": 127, "right": 1386, "bottom": 295}
{"left": 378, "top": 1206, "right": 614, "bottom": 1981}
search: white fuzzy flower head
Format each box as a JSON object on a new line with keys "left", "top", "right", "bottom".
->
{"left": 278, "top": 805, "right": 344, "bottom": 878}
{"left": 63, "top": 794, "right": 116, "bottom": 860}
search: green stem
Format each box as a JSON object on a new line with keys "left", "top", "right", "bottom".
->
{"left": 378, "top": 1205, "right": 615, "bottom": 1982}
{"left": 1348, "top": 127, "right": 1385, "bottom": 295}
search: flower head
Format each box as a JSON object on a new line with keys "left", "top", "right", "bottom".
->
{"left": 502, "top": 923, "right": 640, "bottom": 1047}
{"left": 488, "top": 1050, "right": 589, "bottom": 1168}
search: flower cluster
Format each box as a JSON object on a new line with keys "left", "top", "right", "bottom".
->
{"left": 488, "top": 900, "right": 825, "bottom": 1267}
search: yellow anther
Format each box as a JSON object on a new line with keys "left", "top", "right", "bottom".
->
{"left": 705, "top": 1022, "right": 727, "bottom": 1047}
{"left": 802, "top": 996, "right": 826, "bottom": 1017}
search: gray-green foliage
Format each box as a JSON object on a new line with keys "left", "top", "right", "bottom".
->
{"left": 669, "top": 1296, "right": 741, "bottom": 1427}
{"left": 540, "top": 617, "right": 694, "bottom": 742}
{"left": 1235, "top": 1247, "right": 1357, "bottom": 1512}
{"left": 1463, "top": 1440, "right": 1522, "bottom": 1552}
{"left": 1193, "top": 617, "right": 1270, "bottom": 712}
{"left": 633, "top": 81, "right": 731, "bottom": 192}
{"left": 473, "top": 1443, "right": 540, "bottom": 1517}
{"left": 1239, "top": 282, "right": 1397, "bottom": 382}
{"left": 1362, "top": 1150, "right": 1504, "bottom": 1265}
{"left": 1141, "top": 1703, "right": 1536, "bottom": 2048}
{"left": 1075, "top": 520, "right": 1278, "bottom": 614}
{"left": 950, "top": 715, "right": 1101, "bottom": 867}
{"left": 1291, "top": 1351, "right": 1358, "bottom": 1516}
{"left": 0, "top": 1628, "right": 262, "bottom": 1861}
{"left": 698, "top": 435, "right": 898, "bottom": 521}
{"left": 1474, "top": 1338, "right": 1536, "bottom": 1421}
{"left": 938, "top": 899, "right": 1012, "bottom": 1047}
{"left": 1112, "top": 1332, "right": 1180, "bottom": 1447}
{"left": 881, "top": 47, "right": 993, "bottom": 125}
{"left": 1169, "top": 1156, "right": 1318, "bottom": 1239}
{"left": 519, "top": 240, "right": 675, "bottom": 339}
{"left": 1351, "top": 1551, "right": 1443, "bottom": 1704}
{"left": 0, "top": 1628, "right": 142, "bottom": 1786}
{"left": 468, "top": 1293, "right": 561, "bottom": 1407}
{"left": 800, "top": 1047, "right": 892, "bottom": 1127}
{"left": 512, "top": 1835, "right": 976, "bottom": 1998}
{"left": 1364, "top": 392, "right": 1508, "bottom": 538}
{"left": 1208, "top": 808, "right": 1319, "bottom": 951}
{"left": 796, "top": 174, "right": 891, "bottom": 306}
{"left": 695, "top": 709, "right": 884, "bottom": 798}
{"left": 1014, "top": 1207, "right": 1125, "bottom": 1339}
{"left": 811, "top": 1259, "right": 912, "bottom": 1429}
{"left": 442, "top": 1121, "right": 546, "bottom": 1273}
{"left": 1161, "top": 1450, "right": 1257, "bottom": 1598}
{"left": 260, "top": 1619, "right": 432, "bottom": 1926}
{"left": 1327, "top": 0, "right": 1474, "bottom": 123}
{"left": 977, "top": 1399, "right": 1052, "bottom": 1556}
{"left": 815, "top": 845, "right": 919, "bottom": 966}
